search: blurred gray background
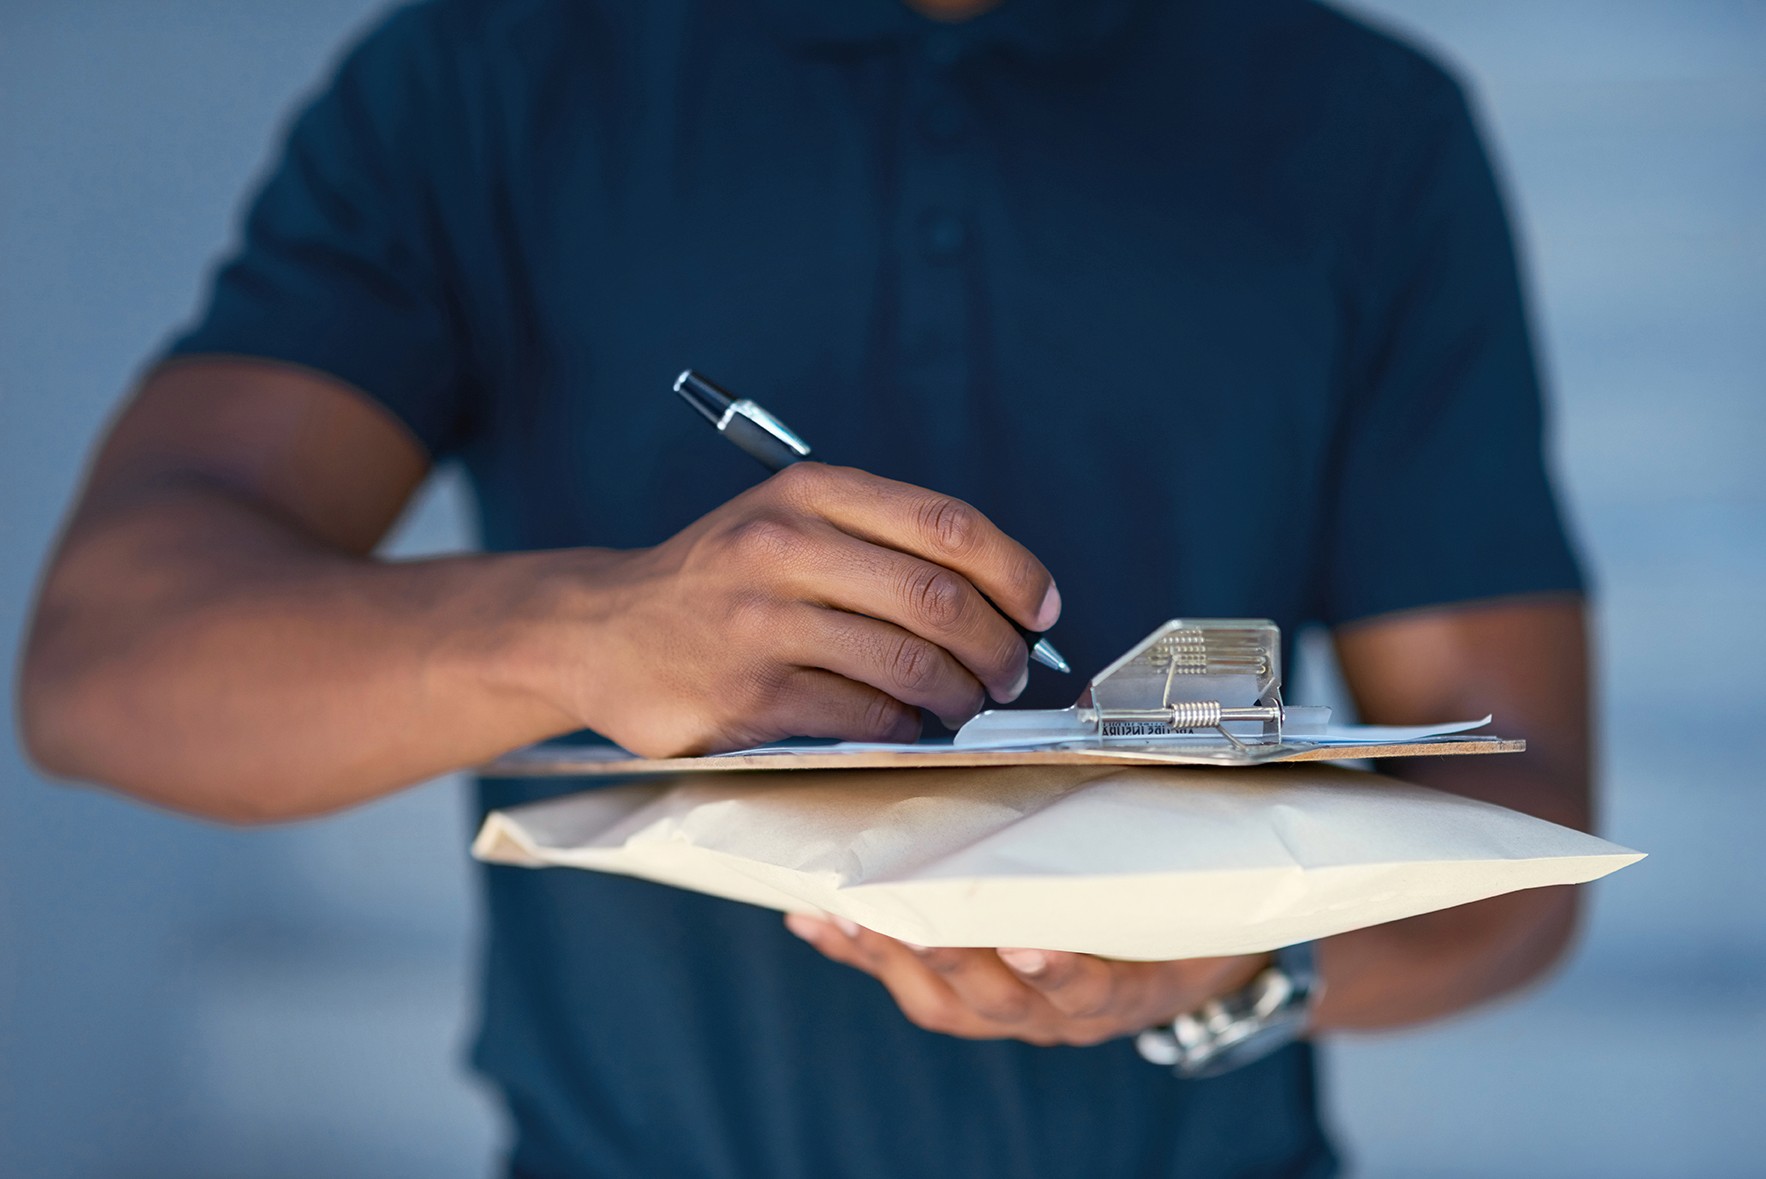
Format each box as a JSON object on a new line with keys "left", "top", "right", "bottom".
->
{"left": 2, "top": 2, "right": 1761, "bottom": 1176}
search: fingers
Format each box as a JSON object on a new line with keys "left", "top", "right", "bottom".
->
{"left": 997, "top": 949, "right": 1140, "bottom": 1020}
{"left": 788, "top": 919, "right": 1087, "bottom": 1046}
{"left": 1000, "top": 951, "right": 1270, "bottom": 1029}
{"left": 621, "top": 460, "right": 1062, "bottom": 757}
{"left": 786, "top": 914, "right": 1270, "bottom": 1051}
{"left": 802, "top": 533, "right": 1027, "bottom": 702}
{"left": 785, "top": 606, "right": 987, "bottom": 728}
{"left": 766, "top": 464, "right": 1061, "bottom": 636}
{"left": 711, "top": 503, "right": 1028, "bottom": 705}
{"left": 763, "top": 669, "right": 923, "bottom": 744}
{"left": 908, "top": 945, "right": 1046, "bottom": 1027}
{"left": 785, "top": 915, "right": 975, "bottom": 1038}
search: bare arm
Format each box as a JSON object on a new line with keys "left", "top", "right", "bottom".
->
{"left": 18, "top": 360, "right": 580, "bottom": 820}
{"left": 19, "top": 359, "right": 1058, "bottom": 822}
{"left": 1312, "top": 596, "right": 1592, "bottom": 1030}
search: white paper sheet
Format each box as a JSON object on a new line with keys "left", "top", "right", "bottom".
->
{"left": 1308, "top": 715, "right": 1494, "bottom": 745}
{"left": 717, "top": 716, "right": 1494, "bottom": 757}
{"left": 473, "top": 762, "right": 1641, "bottom": 960}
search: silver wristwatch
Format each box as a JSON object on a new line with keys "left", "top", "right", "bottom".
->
{"left": 1134, "top": 941, "right": 1321, "bottom": 1079}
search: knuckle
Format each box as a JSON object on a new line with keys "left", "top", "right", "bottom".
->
{"left": 721, "top": 600, "right": 798, "bottom": 682}
{"left": 917, "top": 950, "right": 964, "bottom": 976}
{"left": 1062, "top": 992, "right": 1116, "bottom": 1021}
{"left": 858, "top": 692, "right": 910, "bottom": 741}
{"left": 917, "top": 496, "right": 983, "bottom": 559}
{"left": 904, "top": 997, "right": 960, "bottom": 1036}
{"left": 1012, "top": 554, "right": 1049, "bottom": 609}
{"left": 767, "top": 461, "right": 828, "bottom": 504}
{"left": 725, "top": 515, "right": 803, "bottom": 565}
{"left": 987, "top": 627, "right": 1027, "bottom": 681}
{"left": 906, "top": 564, "right": 968, "bottom": 631}
{"left": 723, "top": 590, "right": 781, "bottom": 636}
{"left": 730, "top": 659, "right": 791, "bottom": 717}
{"left": 888, "top": 635, "right": 941, "bottom": 694}
{"left": 848, "top": 937, "right": 888, "bottom": 970}
{"left": 973, "top": 993, "right": 1034, "bottom": 1024}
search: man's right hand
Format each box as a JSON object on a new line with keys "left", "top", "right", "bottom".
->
{"left": 529, "top": 463, "right": 1061, "bottom": 758}
{"left": 20, "top": 360, "right": 1058, "bottom": 818}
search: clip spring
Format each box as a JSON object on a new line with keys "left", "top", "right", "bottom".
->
{"left": 1097, "top": 699, "right": 1285, "bottom": 751}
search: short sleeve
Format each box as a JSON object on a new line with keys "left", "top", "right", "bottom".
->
{"left": 1318, "top": 75, "right": 1585, "bottom": 624}
{"left": 160, "top": 2, "right": 473, "bottom": 457}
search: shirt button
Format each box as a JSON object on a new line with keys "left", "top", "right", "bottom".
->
{"left": 922, "top": 102, "right": 965, "bottom": 145}
{"left": 920, "top": 209, "right": 968, "bottom": 261}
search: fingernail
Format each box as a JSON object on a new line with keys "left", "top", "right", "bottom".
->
{"left": 998, "top": 948, "right": 1047, "bottom": 975}
{"left": 832, "top": 916, "right": 861, "bottom": 938}
{"left": 901, "top": 941, "right": 930, "bottom": 954}
{"left": 1001, "top": 665, "right": 1029, "bottom": 704}
{"left": 1035, "top": 583, "right": 1061, "bottom": 631}
{"left": 785, "top": 913, "right": 827, "bottom": 941}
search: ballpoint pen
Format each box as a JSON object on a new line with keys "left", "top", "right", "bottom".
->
{"left": 674, "top": 369, "right": 1070, "bottom": 676}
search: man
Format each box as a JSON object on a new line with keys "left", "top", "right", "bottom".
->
{"left": 19, "top": 0, "right": 1591, "bottom": 1175}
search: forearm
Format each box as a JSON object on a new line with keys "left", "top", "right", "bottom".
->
{"left": 1314, "top": 881, "right": 1578, "bottom": 1031}
{"left": 21, "top": 481, "right": 587, "bottom": 821}
{"left": 1307, "top": 600, "right": 1594, "bottom": 1031}
{"left": 1312, "top": 755, "right": 1590, "bottom": 1031}
{"left": 23, "top": 360, "right": 1064, "bottom": 819}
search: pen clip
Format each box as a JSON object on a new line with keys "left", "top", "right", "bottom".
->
{"left": 676, "top": 370, "right": 814, "bottom": 458}
{"left": 725, "top": 399, "right": 812, "bottom": 459}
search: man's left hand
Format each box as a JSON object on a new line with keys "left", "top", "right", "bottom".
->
{"left": 786, "top": 913, "right": 1270, "bottom": 1047}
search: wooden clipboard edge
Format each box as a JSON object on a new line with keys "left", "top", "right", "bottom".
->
{"left": 479, "top": 736, "right": 1526, "bottom": 778}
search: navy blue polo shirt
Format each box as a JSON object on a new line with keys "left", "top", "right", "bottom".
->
{"left": 166, "top": 0, "right": 1583, "bottom": 1175}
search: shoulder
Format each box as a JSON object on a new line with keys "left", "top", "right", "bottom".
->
{"left": 337, "top": 0, "right": 696, "bottom": 123}
{"left": 1170, "top": 0, "right": 1475, "bottom": 158}
{"left": 1164, "top": 1, "right": 1489, "bottom": 237}
{"left": 371, "top": 0, "right": 674, "bottom": 62}
{"left": 309, "top": 0, "right": 655, "bottom": 153}
{"left": 1234, "top": 0, "right": 1470, "bottom": 115}
{"left": 313, "top": 0, "right": 625, "bottom": 96}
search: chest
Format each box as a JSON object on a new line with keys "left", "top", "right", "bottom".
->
{"left": 451, "top": 32, "right": 1353, "bottom": 681}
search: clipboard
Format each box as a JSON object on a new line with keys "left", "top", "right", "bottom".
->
{"left": 479, "top": 619, "right": 1524, "bottom": 779}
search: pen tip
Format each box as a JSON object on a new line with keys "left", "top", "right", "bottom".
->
{"left": 1031, "top": 639, "right": 1071, "bottom": 674}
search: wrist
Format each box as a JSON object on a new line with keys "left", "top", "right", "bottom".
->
{"left": 1214, "top": 951, "right": 1279, "bottom": 1002}
{"left": 431, "top": 546, "right": 634, "bottom": 738}
{"left": 1137, "top": 944, "right": 1320, "bottom": 1078}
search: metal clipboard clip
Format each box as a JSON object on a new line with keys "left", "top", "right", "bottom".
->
{"left": 955, "top": 619, "right": 1332, "bottom": 751}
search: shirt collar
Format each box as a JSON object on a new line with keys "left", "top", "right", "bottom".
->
{"left": 752, "top": 0, "right": 1149, "bottom": 66}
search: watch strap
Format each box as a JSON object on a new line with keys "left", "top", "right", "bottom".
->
{"left": 1134, "top": 941, "right": 1320, "bottom": 1079}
